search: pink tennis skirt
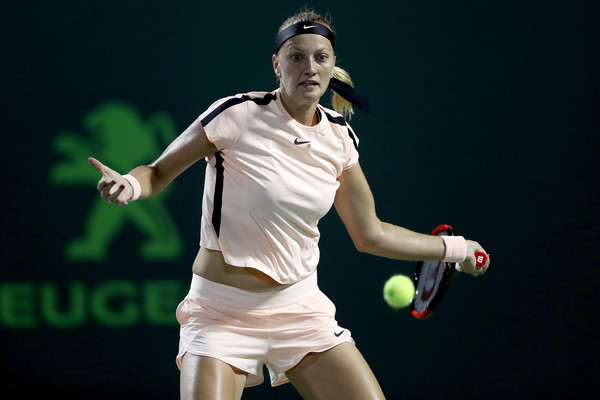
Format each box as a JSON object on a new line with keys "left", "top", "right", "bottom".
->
{"left": 176, "top": 272, "right": 353, "bottom": 387}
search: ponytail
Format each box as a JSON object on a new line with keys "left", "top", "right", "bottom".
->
{"left": 331, "top": 66, "right": 355, "bottom": 119}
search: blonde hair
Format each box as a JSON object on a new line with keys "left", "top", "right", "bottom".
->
{"left": 277, "top": 8, "right": 355, "bottom": 119}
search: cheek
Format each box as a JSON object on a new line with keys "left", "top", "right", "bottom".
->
{"left": 280, "top": 67, "right": 300, "bottom": 87}
{"left": 282, "top": 64, "right": 299, "bottom": 77}
{"left": 281, "top": 73, "right": 293, "bottom": 87}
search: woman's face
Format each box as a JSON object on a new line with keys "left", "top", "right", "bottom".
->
{"left": 273, "top": 33, "right": 336, "bottom": 109}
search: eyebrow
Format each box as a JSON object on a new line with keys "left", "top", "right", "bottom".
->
{"left": 285, "top": 44, "right": 332, "bottom": 53}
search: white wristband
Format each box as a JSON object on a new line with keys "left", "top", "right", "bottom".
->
{"left": 441, "top": 235, "right": 467, "bottom": 263}
{"left": 122, "top": 174, "right": 141, "bottom": 202}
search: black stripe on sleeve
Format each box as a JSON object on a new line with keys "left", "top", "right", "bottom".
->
{"left": 324, "top": 111, "right": 359, "bottom": 152}
{"left": 346, "top": 126, "right": 359, "bottom": 152}
{"left": 211, "top": 151, "right": 225, "bottom": 237}
{"left": 201, "top": 92, "right": 277, "bottom": 127}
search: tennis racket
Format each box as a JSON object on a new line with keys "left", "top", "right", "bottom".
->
{"left": 410, "top": 224, "right": 487, "bottom": 320}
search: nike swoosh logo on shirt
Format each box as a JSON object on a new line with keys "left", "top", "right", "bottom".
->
{"left": 334, "top": 330, "right": 345, "bottom": 337}
{"left": 294, "top": 138, "right": 311, "bottom": 145}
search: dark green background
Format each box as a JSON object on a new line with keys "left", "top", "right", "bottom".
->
{"left": 2, "top": 1, "right": 598, "bottom": 398}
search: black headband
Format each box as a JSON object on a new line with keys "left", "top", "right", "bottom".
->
{"left": 275, "top": 21, "right": 335, "bottom": 54}
{"left": 274, "top": 20, "right": 370, "bottom": 113}
{"left": 329, "top": 77, "right": 370, "bottom": 113}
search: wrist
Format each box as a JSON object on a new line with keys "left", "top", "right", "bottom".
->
{"left": 122, "top": 174, "right": 141, "bottom": 201}
{"left": 441, "top": 235, "right": 467, "bottom": 263}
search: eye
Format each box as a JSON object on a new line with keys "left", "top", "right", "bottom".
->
{"left": 290, "top": 54, "right": 302, "bottom": 61}
{"left": 317, "top": 54, "right": 329, "bottom": 62}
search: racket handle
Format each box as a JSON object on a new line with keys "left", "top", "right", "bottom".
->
{"left": 474, "top": 251, "right": 488, "bottom": 268}
{"left": 454, "top": 251, "right": 488, "bottom": 272}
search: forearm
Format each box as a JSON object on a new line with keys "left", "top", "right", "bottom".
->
{"left": 355, "top": 221, "right": 446, "bottom": 261}
{"left": 127, "top": 164, "right": 172, "bottom": 200}
{"left": 91, "top": 118, "right": 215, "bottom": 206}
{"left": 125, "top": 118, "right": 216, "bottom": 200}
{"left": 335, "top": 163, "right": 484, "bottom": 271}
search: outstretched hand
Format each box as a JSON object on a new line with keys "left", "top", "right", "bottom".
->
{"left": 88, "top": 157, "right": 133, "bottom": 206}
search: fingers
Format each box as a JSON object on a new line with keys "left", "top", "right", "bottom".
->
{"left": 90, "top": 157, "right": 132, "bottom": 206}
{"left": 89, "top": 157, "right": 115, "bottom": 179}
{"left": 88, "top": 157, "right": 103, "bottom": 172}
{"left": 480, "top": 253, "right": 491, "bottom": 274}
{"left": 107, "top": 184, "right": 128, "bottom": 206}
{"left": 460, "top": 240, "right": 491, "bottom": 277}
{"left": 89, "top": 157, "right": 121, "bottom": 182}
{"left": 99, "top": 181, "right": 133, "bottom": 206}
{"left": 480, "top": 253, "right": 491, "bottom": 269}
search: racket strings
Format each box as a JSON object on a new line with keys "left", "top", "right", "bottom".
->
{"left": 413, "top": 262, "right": 446, "bottom": 313}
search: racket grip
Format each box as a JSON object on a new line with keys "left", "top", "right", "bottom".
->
{"left": 474, "top": 251, "right": 488, "bottom": 268}
{"left": 453, "top": 252, "right": 489, "bottom": 272}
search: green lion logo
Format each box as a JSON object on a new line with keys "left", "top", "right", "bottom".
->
{"left": 49, "top": 101, "right": 183, "bottom": 262}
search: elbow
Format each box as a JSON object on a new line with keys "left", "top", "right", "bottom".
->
{"left": 353, "top": 240, "right": 371, "bottom": 254}
{"left": 351, "top": 228, "right": 382, "bottom": 255}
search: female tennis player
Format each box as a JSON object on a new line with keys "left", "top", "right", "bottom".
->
{"left": 90, "top": 8, "right": 489, "bottom": 400}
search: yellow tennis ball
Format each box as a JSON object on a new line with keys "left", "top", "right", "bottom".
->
{"left": 383, "top": 274, "right": 415, "bottom": 309}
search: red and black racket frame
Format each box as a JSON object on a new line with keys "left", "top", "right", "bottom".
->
{"left": 410, "top": 224, "right": 458, "bottom": 320}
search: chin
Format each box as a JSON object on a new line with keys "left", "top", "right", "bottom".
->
{"left": 297, "top": 87, "right": 325, "bottom": 102}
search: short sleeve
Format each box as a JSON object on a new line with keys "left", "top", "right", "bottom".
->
{"left": 199, "top": 95, "right": 248, "bottom": 150}
{"left": 343, "top": 122, "right": 360, "bottom": 171}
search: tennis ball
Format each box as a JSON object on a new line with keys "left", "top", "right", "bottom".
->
{"left": 383, "top": 274, "right": 415, "bottom": 309}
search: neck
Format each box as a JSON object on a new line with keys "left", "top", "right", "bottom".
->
{"left": 279, "top": 90, "right": 319, "bottom": 126}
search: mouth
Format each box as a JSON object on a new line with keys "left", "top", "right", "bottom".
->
{"left": 299, "top": 80, "right": 319, "bottom": 88}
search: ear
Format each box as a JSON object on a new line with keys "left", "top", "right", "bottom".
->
{"left": 332, "top": 55, "right": 337, "bottom": 77}
{"left": 272, "top": 54, "right": 280, "bottom": 77}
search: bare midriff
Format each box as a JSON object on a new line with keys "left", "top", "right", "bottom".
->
{"left": 192, "top": 247, "right": 290, "bottom": 292}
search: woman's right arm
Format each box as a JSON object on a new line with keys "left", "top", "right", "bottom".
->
{"left": 90, "top": 117, "right": 217, "bottom": 206}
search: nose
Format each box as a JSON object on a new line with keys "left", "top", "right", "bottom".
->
{"left": 304, "top": 58, "right": 317, "bottom": 74}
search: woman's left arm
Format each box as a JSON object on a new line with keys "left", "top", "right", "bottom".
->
{"left": 334, "top": 163, "right": 489, "bottom": 275}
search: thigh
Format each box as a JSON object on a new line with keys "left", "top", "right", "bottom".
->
{"left": 180, "top": 353, "right": 247, "bottom": 400}
{"left": 285, "top": 342, "right": 386, "bottom": 400}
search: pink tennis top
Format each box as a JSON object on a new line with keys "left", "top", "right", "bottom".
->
{"left": 198, "top": 89, "right": 359, "bottom": 284}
